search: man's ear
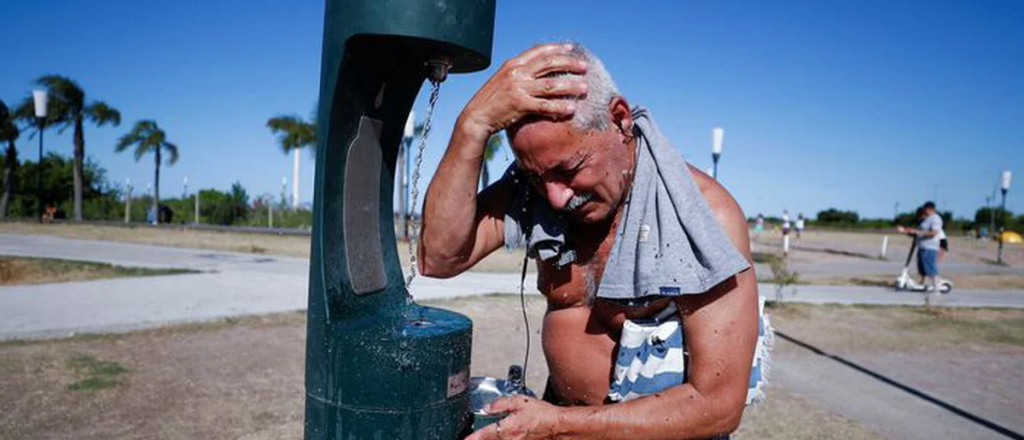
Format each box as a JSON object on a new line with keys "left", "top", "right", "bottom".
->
{"left": 609, "top": 96, "right": 632, "bottom": 136}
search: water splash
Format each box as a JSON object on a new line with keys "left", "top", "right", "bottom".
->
{"left": 406, "top": 79, "right": 443, "bottom": 289}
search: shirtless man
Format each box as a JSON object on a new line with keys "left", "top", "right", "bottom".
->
{"left": 420, "top": 43, "right": 759, "bottom": 440}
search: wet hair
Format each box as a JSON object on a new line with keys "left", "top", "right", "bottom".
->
{"left": 552, "top": 42, "right": 621, "bottom": 131}
{"left": 923, "top": 201, "right": 936, "bottom": 210}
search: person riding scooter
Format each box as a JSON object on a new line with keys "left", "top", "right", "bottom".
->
{"left": 896, "top": 202, "right": 949, "bottom": 293}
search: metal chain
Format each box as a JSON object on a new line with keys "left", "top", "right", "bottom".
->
{"left": 406, "top": 81, "right": 441, "bottom": 287}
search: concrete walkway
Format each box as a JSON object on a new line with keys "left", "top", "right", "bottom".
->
{"left": 766, "top": 283, "right": 1024, "bottom": 309}
{"left": 0, "top": 233, "right": 538, "bottom": 340}
{"left": 2, "top": 233, "right": 1023, "bottom": 341}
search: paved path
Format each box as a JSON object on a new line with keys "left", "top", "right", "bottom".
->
{"left": 766, "top": 283, "right": 1024, "bottom": 308}
{"left": 2, "top": 233, "right": 1022, "bottom": 341}
{"left": 0, "top": 233, "right": 538, "bottom": 340}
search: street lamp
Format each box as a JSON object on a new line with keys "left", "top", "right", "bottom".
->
{"left": 281, "top": 176, "right": 288, "bottom": 207}
{"left": 711, "top": 127, "right": 724, "bottom": 180}
{"left": 998, "top": 170, "right": 1013, "bottom": 264}
{"left": 33, "top": 90, "right": 47, "bottom": 222}
{"left": 125, "top": 178, "right": 133, "bottom": 223}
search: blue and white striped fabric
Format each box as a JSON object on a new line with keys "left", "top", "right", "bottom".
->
{"left": 608, "top": 297, "right": 773, "bottom": 405}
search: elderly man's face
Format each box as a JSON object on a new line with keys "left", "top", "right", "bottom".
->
{"left": 508, "top": 113, "right": 634, "bottom": 224}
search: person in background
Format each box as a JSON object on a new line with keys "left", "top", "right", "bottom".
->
{"left": 781, "top": 210, "right": 791, "bottom": 237}
{"left": 897, "top": 202, "right": 945, "bottom": 292}
{"left": 795, "top": 213, "right": 806, "bottom": 239}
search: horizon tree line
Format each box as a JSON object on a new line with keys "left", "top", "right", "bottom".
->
{"left": 0, "top": 75, "right": 178, "bottom": 223}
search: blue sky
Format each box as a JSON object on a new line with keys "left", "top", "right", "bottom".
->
{"left": 1, "top": 0, "right": 1021, "bottom": 219}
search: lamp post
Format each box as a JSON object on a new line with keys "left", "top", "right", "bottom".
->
{"left": 125, "top": 178, "right": 133, "bottom": 223}
{"left": 998, "top": 170, "right": 1013, "bottom": 264}
{"left": 711, "top": 127, "right": 724, "bottom": 180}
{"left": 33, "top": 90, "right": 47, "bottom": 222}
{"left": 281, "top": 176, "right": 288, "bottom": 208}
{"left": 183, "top": 176, "right": 189, "bottom": 199}
{"left": 146, "top": 182, "right": 154, "bottom": 224}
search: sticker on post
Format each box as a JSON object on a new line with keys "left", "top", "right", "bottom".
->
{"left": 447, "top": 369, "right": 470, "bottom": 397}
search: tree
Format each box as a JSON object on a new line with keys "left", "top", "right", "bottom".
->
{"left": 480, "top": 133, "right": 504, "bottom": 190}
{"left": 115, "top": 120, "right": 179, "bottom": 224}
{"left": 15, "top": 75, "right": 120, "bottom": 221}
{"left": 0, "top": 99, "right": 20, "bottom": 218}
{"left": 267, "top": 114, "right": 316, "bottom": 209}
{"left": 0, "top": 152, "right": 113, "bottom": 219}
{"left": 815, "top": 208, "right": 859, "bottom": 225}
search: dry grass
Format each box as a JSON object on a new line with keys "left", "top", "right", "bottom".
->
{"left": 0, "top": 221, "right": 530, "bottom": 273}
{"left": 0, "top": 222, "right": 312, "bottom": 257}
{"left": 0, "top": 299, "right": 922, "bottom": 440}
{"left": 0, "top": 256, "right": 196, "bottom": 286}
{"left": 777, "top": 229, "right": 1024, "bottom": 266}
{"left": 768, "top": 302, "right": 1024, "bottom": 353}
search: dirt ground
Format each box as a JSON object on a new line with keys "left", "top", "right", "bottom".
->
{"left": 6, "top": 297, "right": 1021, "bottom": 440}
{"left": 0, "top": 256, "right": 194, "bottom": 286}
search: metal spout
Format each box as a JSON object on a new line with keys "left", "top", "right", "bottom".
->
{"left": 427, "top": 57, "right": 452, "bottom": 84}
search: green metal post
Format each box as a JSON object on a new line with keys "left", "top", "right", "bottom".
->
{"left": 304, "top": 1, "right": 495, "bottom": 439}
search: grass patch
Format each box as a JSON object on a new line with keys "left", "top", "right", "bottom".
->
{"left": 767, "top": 302, "right": 1024, "bottom": 352}
{"left": 0, "top": 256, "right": 197, "bottom": 286}
{"left": 66, "top": 353, "right": 129, "bottom": 392}
{"left": 752, "top": 252, "right": 781, "bottom": 264}
{"left": 0, "top": 311, "right": 308, "bottom": 348}
{"left": 901, "top": 308, "right": 1024, "bottom": 346}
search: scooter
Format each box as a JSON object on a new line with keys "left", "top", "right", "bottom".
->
{"left": 895, "top": 237, "right": 952, "bottom": 293}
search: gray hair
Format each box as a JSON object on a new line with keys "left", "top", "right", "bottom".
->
{"left": 559, "top": 43, "right": 621, "bottom": 131}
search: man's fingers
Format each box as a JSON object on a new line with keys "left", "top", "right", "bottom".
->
{"left": 527, "top": 77, "right": 588, "bottom": 98}
{"left": 512, "top": 43, "right": 574, "bottom": 67}
{"left": 463, "top": 421, "right": 498, "bottom": 440}
{"left": 486, "top": 396, "right": 518, "bottom": 414}
{"left": 530, "top": 55, "right": 588, "bottom": 78}
{"left": 525, "top": 97, "right": 577, "bottom": 119}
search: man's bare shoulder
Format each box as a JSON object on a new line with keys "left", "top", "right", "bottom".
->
{"left": 686, "top": 164, "right": 751, "bottom": 256}
{"left": 687, "top": 166, "right": 744, "bottom": 226}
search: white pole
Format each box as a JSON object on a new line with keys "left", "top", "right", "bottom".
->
{"left": 269, "top": 200, "right": 274, "bottom": 229}
{"left": 292, "top": 149, "right": 300, "bottom": 209}
{"left": 194, "top": 192, "right": 200, "bottom": 225}
{"left": 880, "top": 235, "right": 889, "bottom": 260}
{"left": 281, "top": 176, "right": 288, "bottom": 208}
{"left": 783, "top": 235, "right": 790, "bottom": 255}
{"left": 125, "top": 179, "right": 132, "bottom": 223}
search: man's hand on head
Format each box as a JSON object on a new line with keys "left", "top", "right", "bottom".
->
{"left": 459, "top": 44, "right": 589, "bottom": 141}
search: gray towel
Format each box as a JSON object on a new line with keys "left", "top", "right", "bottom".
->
{"left": 503, "top": 106, "right": 750, "bottom": 303}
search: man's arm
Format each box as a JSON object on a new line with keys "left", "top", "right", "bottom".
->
{"left": 896, "top": 226, "right": 938, "bottom": 237}
{"left": 419, "top": 44, "right": 587, "bottom": 278}
{"left": 418, "top": 121, "right": 511, "bottom": 278}
{"left": 477, "top": 169, "right": 759, "bottom": 440}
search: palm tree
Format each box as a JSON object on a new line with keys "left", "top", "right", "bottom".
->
{"left": 480, "top": 133, "right": 504, "bottom": 190}
{"left": 115, "top": 120, "right": 179, "bottom": 224}
{"left": 14, "top": 75, "right": 120, "bottom": 221}
{"left": 0, "top": 99, "right": 20, "bottom": 218}
{"left": 266, "top": 114, "right": 315, "bottom": 209}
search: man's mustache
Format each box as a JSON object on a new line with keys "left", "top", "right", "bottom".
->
{"left": 564, "top": 192, "right": 595, "bottom": 212}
